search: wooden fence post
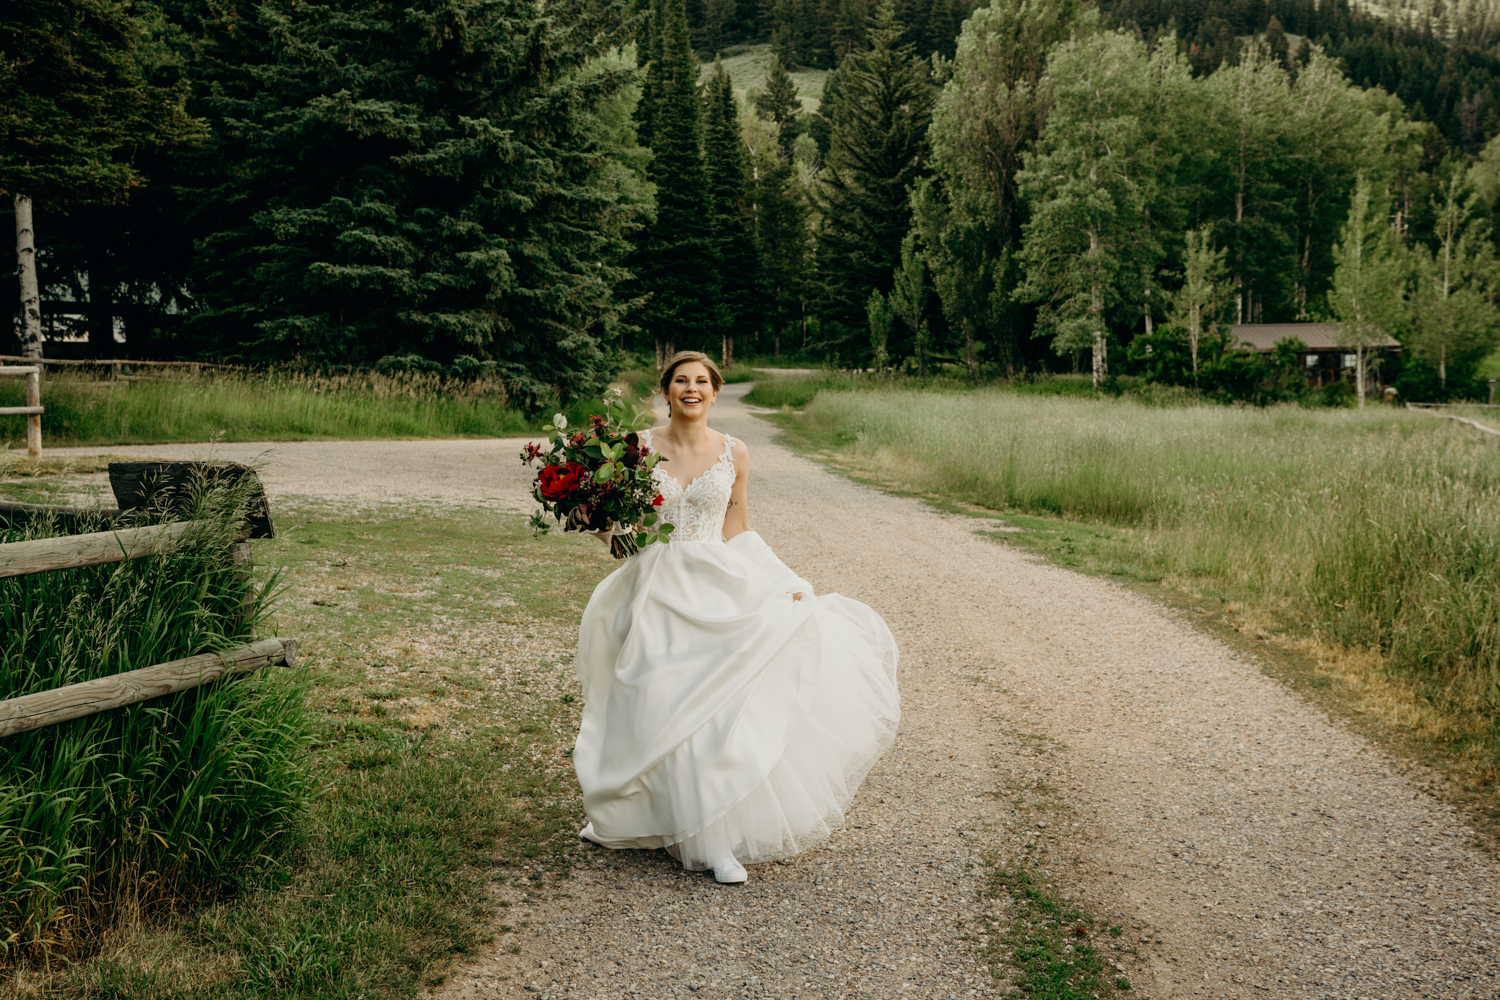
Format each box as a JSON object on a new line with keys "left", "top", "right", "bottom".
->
{"left": 25, "top": 369, "right": 41, "bottom": 457}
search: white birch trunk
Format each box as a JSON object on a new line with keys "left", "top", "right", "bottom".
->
{"left": 14, "top": 194, "right": 42, "bottom": 359}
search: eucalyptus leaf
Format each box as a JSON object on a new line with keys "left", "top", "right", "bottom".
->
{"left": 659, "top": 522, "right": 675, "bottom": 534}
{"left": 643, "top": 512, "right": 658, "bottom": 527}
{"left": 553, "top": 413, "right": 568, "bottom": 430}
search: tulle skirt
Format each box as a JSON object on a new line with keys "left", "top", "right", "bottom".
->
{"left": 572, "top": 531, "right": 900, "bottom": 871}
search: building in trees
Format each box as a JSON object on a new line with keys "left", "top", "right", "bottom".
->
{"left": 1231, "top": 322, "right": 1401, "bottom": 389}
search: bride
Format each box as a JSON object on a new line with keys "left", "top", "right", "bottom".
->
{"left": 572, "top": 351, "right": 901, "bottom": 884}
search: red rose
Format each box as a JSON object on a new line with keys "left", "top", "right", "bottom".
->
{"left": 538, "top": 462, "right": 585, "bottom": 501}
{"left": 652, "top": 494, "right": 665, "bottom": 507}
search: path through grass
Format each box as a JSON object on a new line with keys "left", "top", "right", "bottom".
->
{"left": 762, "top": 386, "right": 1500, "bottom": 843}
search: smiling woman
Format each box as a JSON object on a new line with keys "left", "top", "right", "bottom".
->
{"left": 569, "top": 351, "right": 902, "bottom": 885}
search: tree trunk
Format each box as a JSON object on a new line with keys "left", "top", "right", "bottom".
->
{"left": 1355, "top": 343, "right": 1366, "bottom": 408}
{"left": 1091, "top": 281, "right": 1106, "bottom": 390}
{"left": 1189, "top": 302, "right": 1200, "bottom": 382}
{"left": 14, "top": 193, "right": 42, "bottom": 359}
{"left": 722, "top": 334, "right": 733, "bottom": 370}
{"left": 655, "top": 336, "right": 667, "bottom": 371}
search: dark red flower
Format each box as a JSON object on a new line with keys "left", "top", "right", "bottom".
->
{"left": 519, "top": 441, "right": 543, "bottom": 462}
{"left": 652, "top": 493, "right": 665, "bottom": 507}
{"left": 538, "top": 462, "right": 585, "bottom": 501}
{"left": 622, "top": 431, "right": 641, "bottom": 469}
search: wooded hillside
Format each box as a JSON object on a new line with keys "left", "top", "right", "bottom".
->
{"left": 6, "top": 0, "right": 1500, "bottom": 405}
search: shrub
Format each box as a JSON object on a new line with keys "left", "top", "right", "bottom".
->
{"left": 0, "top": 473, "right": 311, "bottom": 963}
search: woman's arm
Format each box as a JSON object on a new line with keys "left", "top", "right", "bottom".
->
{"left": 721, "top": 437, "right": 751, "bottom": 541}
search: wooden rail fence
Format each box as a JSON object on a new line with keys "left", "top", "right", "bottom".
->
{"left": 0, "top": 463, "right": 290, "bottom": 739}
{"left": 1407, "top": 401, "right": 1500, "bottom": 444}
{"left": 0, "top": 365, "right": 42, "bottom": 456}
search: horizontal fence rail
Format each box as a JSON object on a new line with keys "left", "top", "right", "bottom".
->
{"left": 0, "top": 519, "right": 202, "bottom": 579}
{"left": 0, "top": 499, "right": 122, "bottom": 521}
{"left": 0, "top": 637, "right": 296, "bottom": 739}
{"left": 1407, "top": 402, "right": 1500, "bottom": 442}
{"left": 0, "top": 355, "right": 233, "bottom": 371}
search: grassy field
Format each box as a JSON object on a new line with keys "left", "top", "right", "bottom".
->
{"left": 3, "top": 502, "right": 612, "bottom": 997}
{"left": 764, "top": 383, "right": 1500, "bottom": 834}
{"left": 701, "top": 44, "right": 827, "bottom": 112}
{"left": 0, "top": 369, "right": 667, "bottom": 450}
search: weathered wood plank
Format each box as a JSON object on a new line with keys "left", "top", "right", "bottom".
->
{"left": 0, "top": 520, "right": 199, "bottom": 579}
{"left": 0, "top": 637, "right": 295, "bottom": 739}
{"left": 0, "top": 366, "right": 40, "bottom": 376}
{"left": 0, "top": 500, "right": 122, "bottom": 520}
{"left": 24, "top": 370, "right": 41, "bottom": 456}
{"left": 0, "top": 406, "right": 44, "bottom": 416}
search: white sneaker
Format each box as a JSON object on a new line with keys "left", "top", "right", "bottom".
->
{"left": 712, "top": 858, "right": 747, "bottom": 884}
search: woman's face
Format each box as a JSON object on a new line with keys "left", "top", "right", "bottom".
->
{"left": 667, "top": 362, "right": 716, "bottom": 418}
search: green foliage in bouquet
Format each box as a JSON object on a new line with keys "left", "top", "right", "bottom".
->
{"left": 521, "top": 390, "right": 676, "bottom": 558}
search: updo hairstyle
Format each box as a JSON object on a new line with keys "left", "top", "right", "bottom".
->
{"left": 658, "top": 351, "right": 725, "bottom": 414}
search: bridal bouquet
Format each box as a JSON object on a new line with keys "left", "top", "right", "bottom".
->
{"left": 520, "top": 389, "right": 675, "bottom": 559}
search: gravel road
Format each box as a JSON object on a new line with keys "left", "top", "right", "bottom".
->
{"left": 45, "top": 385, "right": 1500, "bottom": 999}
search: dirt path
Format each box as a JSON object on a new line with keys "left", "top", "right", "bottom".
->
{"left": 48, "top": 386, "right": 1500, "bottom": 999}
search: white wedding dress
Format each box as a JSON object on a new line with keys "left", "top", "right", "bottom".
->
{"left": 573, "top": 431, "right": 901, "bottom": 871}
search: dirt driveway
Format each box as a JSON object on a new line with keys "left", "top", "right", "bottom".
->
{"left": 47, "top": 385, "right": 1500, "bottom": 999}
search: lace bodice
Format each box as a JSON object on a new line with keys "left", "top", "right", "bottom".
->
{"left": 642, "top": 429, "right": 737, "bottom": 543}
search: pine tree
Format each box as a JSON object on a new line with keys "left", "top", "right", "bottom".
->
{"left": 754, "top": 54, "right": 805, "bottom": 158}
{"left": 1, "top": 0, "right": 204, "bottom": 357}
{"left": 160, "top": 0, "right": 645, "bottom": 406}
{"left": 703, "top": 60, "right": 762, "bottom": 368}
{"left": 813, "top": 0, "right": 932, "bottom": 358}
{"left": 632, "top": 0, "right": 721, "bottom": 367}
{"left": 830, "top": 0, "right": 870, "bottom": 62}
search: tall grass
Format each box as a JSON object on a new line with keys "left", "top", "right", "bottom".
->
{"left": 795, "top": 388, "right": 1500, "bottom": 713}
{"left": 0, "top": 369, "right": 544, "bottom": 447}
{"left": 0, "top": 476, "right": 311, "bottom": 964}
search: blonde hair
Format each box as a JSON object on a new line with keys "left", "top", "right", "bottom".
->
{"left": 658, "top": 351, "right": 724, "bottom": 414}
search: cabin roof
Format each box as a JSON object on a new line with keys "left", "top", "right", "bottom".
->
{"left": 1231, "top": 322, "right": 1401, "bottom": 352}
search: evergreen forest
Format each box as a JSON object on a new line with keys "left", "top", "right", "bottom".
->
{"left": 7, "top": 0, "right": 1500, "bottom": 408}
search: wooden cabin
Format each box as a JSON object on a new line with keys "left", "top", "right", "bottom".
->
{"left": 1231, "top": 322, "right": 1402, "bottom": 389}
